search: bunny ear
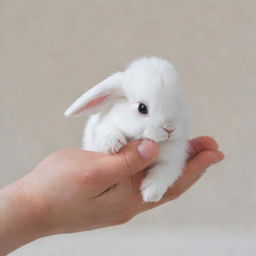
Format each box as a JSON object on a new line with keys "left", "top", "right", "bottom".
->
{"left": 64, "top": 72, "right": 124, "bottom": 117}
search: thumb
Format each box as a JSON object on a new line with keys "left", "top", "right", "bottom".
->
{"left": 95, "top": 140, "right": 158, "bottom": 193}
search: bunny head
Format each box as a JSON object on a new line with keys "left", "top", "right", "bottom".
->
{"left": 65, "top": 57, "right": 190, "bottom": 143}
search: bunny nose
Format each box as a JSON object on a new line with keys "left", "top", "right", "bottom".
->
{"left": 162, "top": 127, "right": 174, "bottom": 137}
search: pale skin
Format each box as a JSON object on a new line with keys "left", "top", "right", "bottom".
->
{"left": 0, "top": 136, "right": 224, "bottom": 255}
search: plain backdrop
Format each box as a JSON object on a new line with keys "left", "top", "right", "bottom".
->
{"left": 1, "top": 0, "right": 255, "bottom": 255}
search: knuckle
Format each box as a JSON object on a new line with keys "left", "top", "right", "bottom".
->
{"left": 82, "top": 168, "right": 102, "bottom": 187}
{"left": 46, "top": 150, "right": 78, "bottom": 166}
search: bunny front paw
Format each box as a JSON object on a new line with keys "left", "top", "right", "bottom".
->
{"left": 104, "top": 133, "right": 127, "bottom": 154}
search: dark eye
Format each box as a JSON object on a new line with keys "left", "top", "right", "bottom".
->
{"left": 138, "top": 103, "right": 148, "bottom": 114}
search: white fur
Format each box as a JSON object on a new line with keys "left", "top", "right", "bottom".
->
{"left": 65, "top": 57, "right": 190, "bottom": 202}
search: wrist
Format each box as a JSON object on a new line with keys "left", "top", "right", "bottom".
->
{"left": 0, "top": 180, "right": 50, "bottom": 255}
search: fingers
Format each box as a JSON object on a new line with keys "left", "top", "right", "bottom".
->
{"left": 138, "top": 149, "right": 224, "bottom": 212}
{"left": 159, "top": 149, "right": 224, "bottom": 203}
{"left": 102, "top": 137, "right": 221, "bottom": 203}
{"left": 85, "top": 140, "right": 158, "bottom": 195}
{"left": 188, "top": 136, "right": 219, "bottom": 159}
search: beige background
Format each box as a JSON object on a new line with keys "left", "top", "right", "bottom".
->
{"left": 1, "top": 0, "right": 255, "bottom": 255}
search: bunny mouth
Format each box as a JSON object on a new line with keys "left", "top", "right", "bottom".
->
{"left": 163, "top": 128, "right": 175, "bottom": 138}
{"left": 125, "top": 127, "right": 176, "bottom": 143}
{"left": 139, "top": 128, "right": 174, "bottom": 143}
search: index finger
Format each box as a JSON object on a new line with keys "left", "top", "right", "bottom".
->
{"left": 188, "top": 136, "right": 219, "bottom": 159}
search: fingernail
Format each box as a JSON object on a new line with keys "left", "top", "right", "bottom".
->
{"left": 213, "top": 151, "right": 225, "bottom": 164}
{"left": 137, "top": 140, "right": 156, "bottom": 160}
{"left": 213, "top": 157, "right": 220, "bottom": 164}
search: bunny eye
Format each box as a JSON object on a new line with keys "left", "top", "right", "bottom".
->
{"left": 138, "top": 103, "right": 148, "bottom": 114}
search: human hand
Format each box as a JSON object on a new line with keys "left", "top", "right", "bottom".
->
{"left": 0, "top": 137, "right": 224, "bottom": 254}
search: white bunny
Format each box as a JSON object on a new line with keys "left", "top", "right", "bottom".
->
{"left": 65, "top": 57, "right": 190, "bottom": 202}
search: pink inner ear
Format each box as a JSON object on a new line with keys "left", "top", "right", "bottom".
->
{"left": 74, "top": 95, "right": 109, "bottom": 115}
{"left": 85, "top": 95, "right": 109, "bottom": 108}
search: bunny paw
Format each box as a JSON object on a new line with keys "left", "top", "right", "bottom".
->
{"left": 140, "top": 178, "right": 167, "bottom": 202}
{"left": 104, "top": 133, "right": 127, "bottom": 154}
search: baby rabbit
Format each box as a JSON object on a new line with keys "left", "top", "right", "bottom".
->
{"left": 65, "top": 57, "right": 190, "bottom": 202}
